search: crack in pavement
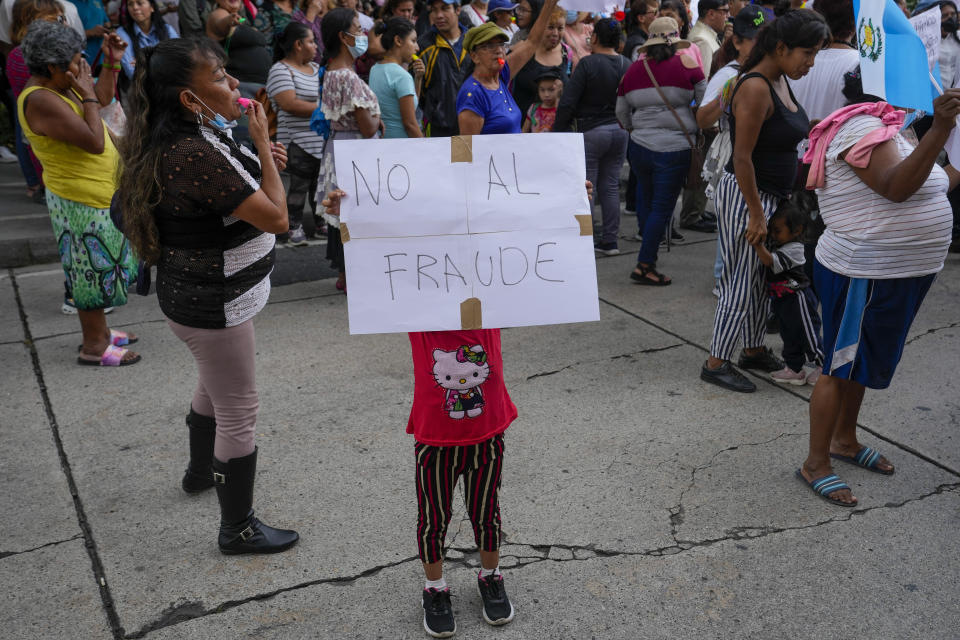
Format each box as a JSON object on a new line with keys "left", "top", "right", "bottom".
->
{"left": 0, "top": 533, "right": 84, "bottom": 560}
{"left": 904, "top": 321, "right": 960, "bottom": 345}
{"left": 127, "top": 481, "right": 960, "bottom": 638}
{"left": 8, "top": 269, "right": 126, "bottom": 639}
{"left": 667, "top": 433, "right": 800, "bottom": 546}
{"left": 524, "top": 343, "right": 685, "bottom": 381}
{"left": 598, "top": 297, "right": 960, "bottom": 479}
{"left": 124, "top": 555, "right": 422, "bottom": 639}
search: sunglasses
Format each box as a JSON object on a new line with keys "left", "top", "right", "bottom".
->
{"left": 478, "top": 41, "right": 508, "bottom": 52}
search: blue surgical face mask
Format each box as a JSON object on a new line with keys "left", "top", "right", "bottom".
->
{"left": 191, "top": 93, "right": 238, "bottom": 130}
{"left": 347, "top": 34, "right": 368, "bottom": 58}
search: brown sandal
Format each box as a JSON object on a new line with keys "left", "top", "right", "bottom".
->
{"left": 630, "top": 264, "right": 671, "bottom": 286}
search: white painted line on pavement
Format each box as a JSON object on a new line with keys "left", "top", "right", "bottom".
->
{"left": 0, "top": 213, "right": 49, "bottom": 221}
{"left": 12, "top": 268, "right": 62, "bottom": 278}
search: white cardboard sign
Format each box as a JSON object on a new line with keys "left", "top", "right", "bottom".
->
{"left": 910, "top": 6, "right": 942, "bottom": 75}
{"left": 558, "top": 0, "right": 619, "bottom": 13}
{"left": 335, "top": 134, "right": 600, "bottom": 335}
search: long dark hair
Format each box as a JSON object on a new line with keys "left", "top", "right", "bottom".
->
{"left": 273, "top": 20, "right": 312, "bottom": 62}
{"left": 321, "top": 7, "right": 357, "bottom": 64}
{"left": 741, "top": 8, "right": 831, "bottom": 75}
{"left": 712, "top": 34, "right": 739, "bottom": 76}
{"left": 120, "top": 0, "right": 171, "bottom": 58}
{"left": 645, "top": 43, "right": 675, "bottom": 62}
{"left": 374, "top": 16, "right": 415, "bottom": 51}
{"left": 118, "top": 38, "right": 226, "bottom": 265}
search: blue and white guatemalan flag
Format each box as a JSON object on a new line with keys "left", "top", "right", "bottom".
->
{"left": 853, "top": 0, "right": 939, "bottom": 112}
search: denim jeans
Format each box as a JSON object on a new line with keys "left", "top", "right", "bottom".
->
{"left": 583, "top": 123, "right": 628, "bottom": 245}
{"left": 627, "top": 141, "right": 691, "bottom": 265}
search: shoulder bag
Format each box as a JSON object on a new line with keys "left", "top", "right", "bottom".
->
{"left": 641, "top": 58, "right": 704, "bottom": 188}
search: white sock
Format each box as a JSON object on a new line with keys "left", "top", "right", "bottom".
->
{"left": 425, "top": 577, "right": 447, "bottom": 591}
{"left": 479, "top": 566, "right": 501, "bottom": 578}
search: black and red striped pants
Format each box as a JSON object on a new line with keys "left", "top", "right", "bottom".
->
{"left": 414, "top": 434, "right": 504, "bottom": 564}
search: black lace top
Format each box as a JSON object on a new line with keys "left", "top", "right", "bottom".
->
{"left": 154, "top": 125, "right": 274, "bottom": 329}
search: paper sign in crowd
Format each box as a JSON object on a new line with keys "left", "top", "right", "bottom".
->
{"left": 334, "top": 134, "right": 600, "bottom": 335}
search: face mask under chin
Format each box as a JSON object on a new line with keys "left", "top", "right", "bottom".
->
{"left": 191, "top": 93, "right": 238, "bottom": 131}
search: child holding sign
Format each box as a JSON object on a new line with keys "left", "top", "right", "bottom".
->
{"left": 322, "top": 189, "right": 518, "bottom": 638}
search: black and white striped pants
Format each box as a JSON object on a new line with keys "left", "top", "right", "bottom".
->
{"left": 709, "top": 172, "right": 781, "bottom": 361}
{"left": 414, "top": 434, "right": 504, "bottom": 564}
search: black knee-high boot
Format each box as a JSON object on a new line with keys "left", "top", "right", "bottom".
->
{"left": 212, "top": 448, "right": 299, "bottom": 555}
{"left": 182, "top": 408, "right": 216, "bottom": 494}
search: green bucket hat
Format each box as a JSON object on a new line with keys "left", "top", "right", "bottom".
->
{"left": 463, "top": 22, "right": 510, "bottom": 53}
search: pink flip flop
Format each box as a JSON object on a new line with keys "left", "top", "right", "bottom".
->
{"left": 77, "top": 344, "right": 141, "bottom": 367}
{"left": 77, "top": 329, "right": 138, "bottom": 352}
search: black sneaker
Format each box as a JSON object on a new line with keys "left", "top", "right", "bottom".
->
{"left": 422, "top": 588, "right": 456, "bottom": 638}
{"left": 680, "top": 219, "right": 717, "bottom": 233}
{"left": 737, "top": 347, "right": 784, "bottom": 372}
{"left": 700, "top": 361, "right": 756, "bottom": 393}
{"left": 477, "top": 573, "right": 515, "bottom": 626}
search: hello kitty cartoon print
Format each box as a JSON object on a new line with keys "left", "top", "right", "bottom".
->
{"left": 433, "top": 344, "right": 490, "bottom": 419}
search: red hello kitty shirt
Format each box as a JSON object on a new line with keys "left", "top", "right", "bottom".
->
{"left": 407, "top": 329, "right": 518, "bottom": 447}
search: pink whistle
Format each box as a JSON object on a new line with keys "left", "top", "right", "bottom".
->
{"left": 238, "top": 97, "right": 252, "bottom": 109}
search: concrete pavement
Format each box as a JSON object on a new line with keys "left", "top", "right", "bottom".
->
{"left": 1, "top": 229, "right": 958, "bottom": 639}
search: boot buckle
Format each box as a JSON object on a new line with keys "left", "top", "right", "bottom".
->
{"left": 239, "top": 526, "right": 255, "bottom": 541}
{"left": 213, "top": 471, "right": 226, "bottom": 484}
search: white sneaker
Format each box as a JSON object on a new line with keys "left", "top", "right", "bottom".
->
{"left": 0, "top": 146, "right": 17, "bottom": 163}
{"left": 804, "top": 366, "right": 822, "bottom": 386}
{"left": 770, "top": 366, "right": 807, "bottom": 386}
{"left": 288, "top": 225, "right": 308, "bottom": 246}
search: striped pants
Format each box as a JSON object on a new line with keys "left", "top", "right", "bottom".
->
{"left": 415, "top": 434, "right": 504, "bottom": 564}
{"left": 709, "top": 172, "right": 781, "bottom": 360}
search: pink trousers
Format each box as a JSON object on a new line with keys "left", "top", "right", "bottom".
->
{"left": 168, "top": 319, "right": 258, "bottom": 461}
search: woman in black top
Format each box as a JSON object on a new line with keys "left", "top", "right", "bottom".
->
{"left": 701, "top": 9, "right": 829, "bottom": 393}
{"left": 510, "top": 6, "right": 570, "bottom": 117}
{"left": 117, "top": 38, "right": 299, "bottom": 555}
{"left": 555, "top": 18, "right": 630, "bottom": 255}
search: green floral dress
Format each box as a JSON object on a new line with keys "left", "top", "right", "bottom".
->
{"left": 48, "top": 191, "right": 137, "bottom": 310}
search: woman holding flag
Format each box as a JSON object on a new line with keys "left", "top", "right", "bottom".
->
{"left": 795, "top": 76, "right": 960, "bottom": 506}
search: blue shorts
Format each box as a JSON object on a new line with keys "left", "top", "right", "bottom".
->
{"left": 815, "top": 260, "right": 935, "bottom": 390}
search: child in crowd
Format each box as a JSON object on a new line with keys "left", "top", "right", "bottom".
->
{"left": 750, "top": 202, "right": 824, "bottom": 386}
{"left": 321, "top": 189, "right": 517, "bottom": 638}
{"left": 522, "top": 69, "right": 563, "bottom": 132}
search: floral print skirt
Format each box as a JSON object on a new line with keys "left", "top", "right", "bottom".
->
{"left": 48, "top": 190, "right": 137, "bottom": 311}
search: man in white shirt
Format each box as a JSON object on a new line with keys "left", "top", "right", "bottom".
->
{"left": 0, "top": 0, "right": 86, "bottom": 51}
{"left": 689, "top": 0, "right": 728, "bottom": 78}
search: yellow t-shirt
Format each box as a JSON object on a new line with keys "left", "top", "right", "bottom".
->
{"left": 17, "top": 86, "right": 118, "bottom": 209}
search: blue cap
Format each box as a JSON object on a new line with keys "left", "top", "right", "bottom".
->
{"left": 488, "top": 0, "right": 519, "bottom": 13}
